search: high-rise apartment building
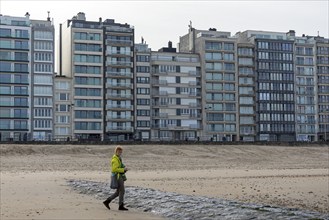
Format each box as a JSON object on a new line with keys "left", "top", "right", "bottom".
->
{"left": 316, "top": 37, "right": 329, "bottom": 141}
{"left": 0, "top": 13, "right": 54, "bottom": 141}
{"left": 244, "top": 31, "right": 296, "bottom": 141}
{"left": 0, "top": 14, "right": 31, "bottom": 141}
{"left": 54, "top": 75, "right": 72, "bottom": 140}
{"left": 179, "top": 28, "right": 239, "bottom": 141}
{"left": 61, "top": 12, "right": 134, "bottom": 141}
{"left": 134, "top": 42, "right": 151, "bottom": 140}
{"left": 30, "top": 15, "right": 55, "bottom": 141}
{"left": 104, "top": 18, "right": 134, "bottom": 141}
{"left": 134, "top": 42, "right": 202, "bottom": 141}
{"left": 151, "top": 42, "right": 202, "bottom": 140}
{"left": 237, "top": 41, "right": 256, "bottom": 141}
{"left": 294, "top": 35, "right": 317, "bottom": 141}
{"left": 2, "top": 12, "right": 328, "bottom": 142}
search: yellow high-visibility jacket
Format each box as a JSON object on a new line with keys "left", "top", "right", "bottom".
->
{"left": 111, "top": 154, "right": 125, "bottom": 178}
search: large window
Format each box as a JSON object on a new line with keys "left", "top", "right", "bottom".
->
{"left": 0, "top": 28, "right": 11, "bottom": 37}
{"left": 205, "top": 42, "right": 222, "bottom": 50}
{"left": 75, "top": 77, "right": 101, "bottom": 85}
{"left": 75, "top": 110, "right": 101, "bottom": 119}
{"left": 74, "top": 55, "right": 101, "bottom": 63}
{"left": 75, "top": 99, "right": 101, "bottom": 108}
{"left": 34, "top": 86, "right": 52, "bottom": 95}
{"left": 0, "top": 61, "right": 11, "bottom": 71}
{"left": 75, "top": 65, "right": 101, "bottom": 74}
{"left": 75, "top": 122, "right": 101, "bottom": 130}
{"left": 34, "top": 75, "right": 52, "bottom": 84}
{"left": 75, "top": 43, "right": 101, "bottom": 52}
{"left": 15, "top": 30, "right": 29, "bottom": 38}
{"left": 74, "top": 32, "right": 101, "bottom": 41}
{"left": 75, "top": 88, "right": 101, "bottom": 96}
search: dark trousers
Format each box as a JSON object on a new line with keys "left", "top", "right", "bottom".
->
{"left": 107, "top": 177, "right": 125, "bottom": 205}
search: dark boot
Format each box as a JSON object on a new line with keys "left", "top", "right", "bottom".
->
{"left": 103, "top": 198, "right": 111, "bottom": 210}
{"left": 118, "top": 203, "right": 128, "bottom": 211}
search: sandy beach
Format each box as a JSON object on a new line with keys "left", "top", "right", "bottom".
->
{"left": 1, "top": 143, "right": 328, "bottom": 219}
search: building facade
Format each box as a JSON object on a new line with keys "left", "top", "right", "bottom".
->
{"left": 179, "top": 28, "right": 239, "bottom": 141}
{"left": 30, "top": 16, "right": 55, "bottom": 141}
{"left": 0, "top": 13, "right": 55, "bottom": 141}
{"left": 61, "top": 12, "right": 134, "bottom": 141}
{"left": 2, "top": 12, "right": 328, "bottom": 142}
{"left": 0, "top": 14, "right": 31, "bottom": 141}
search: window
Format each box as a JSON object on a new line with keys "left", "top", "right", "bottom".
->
{"left": 205, "top": 52, "right": 222, "bottom": 60}
{"left": 34, "top": 31, "right": 53, "bottom": 40}
{"left": 34, "top": 86, "right": 52, "bottom": 95}
{"left": 205, "top": 42, "right": 222, "bottom": 50}
{"left": 75, "top": 65, "right": 101, "bottom": 74}
{"left": 137, "top": 77, "right": 150, "bottom": 83}
{"left": 0, "top": 61, "right": 11, "bottom": 71}
{"left": 56, "top": 104, "right": 70, "bottom": 112}
{"left": 74, "top": 43, "right": 101, "bottom": 52}
{"left": 74, "top": 32, "right": 101, "bottom": 41}
{"left": 58, "top": 93, "right": 69, "bottom": 101}
{"left": 223, "top": 43, "right": 234, "bottom": 51}
{"left": 137, "top": 99, "right": 150, "bottom": 105}
{"left": 0, "top": 28, "right": 11, "bottom": 37}
{"left": 137, "top": 88, "right": 150, "bottom": 94}
{"left": 74, "top": 55, "right": 101, "bottom": 63}
{"left": 137, "top": 55, "right": 149, "bottom": 62}
{"left": 55, "top": 81, "right": 70, "bottom": 90}
{"left": 34, "top": 75, "right": 52, "bottom": 84}
{"left": 75, "top": 110, "right": 101, "bottom": 119}
{"left": 136, "top": 66, "right": 150, "bottom": 73}
{"left": 137, "top": 110, "right": 150, "bottom": 116}
{"left": 137, "top": 121, "right": 150, "bottom": 127}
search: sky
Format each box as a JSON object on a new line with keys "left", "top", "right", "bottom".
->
{"left": 1, "top": 0, "right": 328, "bottom": 51}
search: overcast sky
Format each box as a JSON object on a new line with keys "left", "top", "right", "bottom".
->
{"left": 1, "top": 0, "right": 328, "bottom": 50}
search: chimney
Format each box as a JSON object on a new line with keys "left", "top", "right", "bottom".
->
{"left": 25, "top": 12, "right": 30, "bottom": 19}
{"left": 47, "top": 11, "right": 50, "bottom": 21}
{"left": 99, "top": 17, "right": 102, "bottom": 23}
{"left": 168, "top": 41, "right": 172, "bottom": 48}
{"left": 287, "top": 30, "right": 295, "bottom": 37}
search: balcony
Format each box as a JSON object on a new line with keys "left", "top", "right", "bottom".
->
{"left": 152, "top": 80, "right": 168, "bottom": 86}
{"left": 106, "top": 126, "right": 133, "bottom": 133}
{"left": 106, "top": 104, "right": 133, "bottom": 110}
{"left": 106, "top": 60, "right": 132, "bottom": 67}
{"left": 106, "top": 115, "right": 133, "bottom": 121}
{"left": 106, "top": 82, "right": 133, "bottom": 89}
{"left": 106, "top": 71, "right": 132, "bottom": 78}
{"left": 106, "top": 93, "right": 132, "bottom": 99}
{"left": 106, "top": 50, "right": 132, "bottom": 56}
{"left": 152, "top": 113, "right": 168, "bottom": 118}
{"left": 106, "top": 39, "right": 133, "bottom": 46}
{"left": 152, "top": 91, "right": 168, "bottom": 96}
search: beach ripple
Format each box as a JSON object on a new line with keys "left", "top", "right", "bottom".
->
{"left": 67, "top": 179, "right": 329, "bottom": 220}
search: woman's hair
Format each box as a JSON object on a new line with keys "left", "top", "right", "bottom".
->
{"left": 115, "top": 146, "right": 123, "bottom": 154}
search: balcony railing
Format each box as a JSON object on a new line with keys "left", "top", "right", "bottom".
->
{"left": 106, "top": 93, "right": 132, "bottom": 99}
{"left": 106, "top": 71, "right": 132, "bottom": 78}
{"left": 106, "top": 115, "right": 133, "bottom": 120}
{"left": 106, "top": 82, "right": 132, "bottom": 88}
{"left": 106, "top": 104, "right": 133, "bottom": 110}
{"left": 106, "top": 126, "right": 133, "bottom": 132}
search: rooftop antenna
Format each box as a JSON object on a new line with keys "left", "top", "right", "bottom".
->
{"left": 47, "top": 11, "right": 50, "bottom": 21}
{"left": 188, "top": 20, "right": 193, "bottom": 31}
{"left": 317, "top": 31, "right": 320, "bottom": 36}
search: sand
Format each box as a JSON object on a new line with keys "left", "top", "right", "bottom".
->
{"left": 1, "top": 143, "right": 328, "bottom": 219}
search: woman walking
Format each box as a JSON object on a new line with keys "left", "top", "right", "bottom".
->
{"left": 103, "top": 146, "right": 129, "bottom": 211}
